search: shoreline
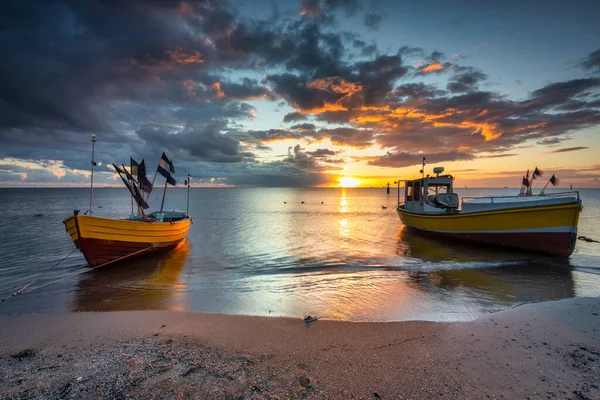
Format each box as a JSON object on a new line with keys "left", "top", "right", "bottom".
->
{"left": 1, "top": 297, "right": 599, "bottom": 399}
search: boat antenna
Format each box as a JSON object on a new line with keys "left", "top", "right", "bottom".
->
{"left": 87, "top": 133, "right": 97, "bottom": 215}
{"left": 186, "top": 173, "right": 191, "bottom": 217}
{"left": 420, "top": 157, "right": 426, "bottom": 179}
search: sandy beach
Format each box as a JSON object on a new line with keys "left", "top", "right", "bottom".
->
{"left": 1, "top": 297, "right": 599, "bottom": 399}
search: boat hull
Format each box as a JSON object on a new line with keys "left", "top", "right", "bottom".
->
{"left": 63, "top": 215, "right": 191, "bottom": 266}
{"left": 397, "top": 202, "right": 581, "bottom": 258}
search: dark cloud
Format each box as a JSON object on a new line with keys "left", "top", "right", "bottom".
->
{"left": 479, "top": 154, "right": 517, "bottom": 158}
{"left": 393, "top": 83, "right": 445, "bottom": 99}
{"left": 549, "top": 146, "right": 590, "bottom": 153}
{"left": 291, "top": 123, "right": 317, "bottom": 131}
{"left": 537, "top": 138, "right": 565, "bottom": 146}
{"left": 364, "top": 13, "right": 383, "bottom": 30}
{"left": 136, "top": 121, "right": 254, "bottom": 163}
{"left": 351, "top": 39, "right": 377, "bottom": 56}
{"left": 579, "top": 48, "right": 600, "bottom": 73}
{"left": 306, "top": 148, "right": 337, "bottom": 157}
{"left": 447, "top": 70, "right": 487, "bottom": 93}
{"left": 283, "top": 111, "right": 308, "bottom": 122}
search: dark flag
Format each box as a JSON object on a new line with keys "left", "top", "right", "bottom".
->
{"left": 158, "top": 152, "right": 176, "bottom": 185}
{"left": 549, "top": 174, "right": 558, "bottom": 186}
{"left": 130, "top": 157, "right": 139, "bottom": 177}
{"left": 138, "top": 159, "right": 153, "bottom": 193}
{"left": 113, "top": 164, "right": 149, "bottom": 209}
{"left": 522, "top": 176, "right": 529, "bottom": 187}
{"left": 533, "top": 167, "right": 542, "bottom": 178}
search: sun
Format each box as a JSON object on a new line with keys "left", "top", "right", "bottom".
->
{"left": 338, "top": 176, "right": 361, "bottom": 188}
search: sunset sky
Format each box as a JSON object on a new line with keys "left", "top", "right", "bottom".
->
{"left": 1, "top": 0, "right": 599, "bottom": 188}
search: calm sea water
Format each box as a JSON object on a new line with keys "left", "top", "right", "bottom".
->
{"left": 0, "top": 187, "right": 598, "bottom": 321}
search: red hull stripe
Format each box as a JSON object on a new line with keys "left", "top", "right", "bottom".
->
{"left": 408, "top": 228, "right": 576, "bottom": 258}
{"left": 76, "top": 237, "right": 184, "bottom": 266}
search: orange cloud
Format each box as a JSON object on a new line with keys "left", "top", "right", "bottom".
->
{"left": 433, "top": 121, "right": 502, "bottom": 140}
{"left": 166, "top": 48, "right": 204, "bottom": 65}
{"left": 307, "top": 77, "right": 363, "bottom": 96}
{"left": 211, "top": 82, "right": 225, "bottom": 98}
{"left": 421, "top": 62, "right": 443, "bottom": 73}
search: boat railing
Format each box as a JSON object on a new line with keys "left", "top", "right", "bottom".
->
{"left": 461, "top": 191, "right": 580, "bottom": 205}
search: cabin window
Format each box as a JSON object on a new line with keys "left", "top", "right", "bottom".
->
{"left": 413, "top": 181, "right": 421, "bottom": 201}
{"left": 406, "top": 184, "right": 413, "bottom": 201}
{"left": 427, "top": 184, "right": 450, "bottom": 195}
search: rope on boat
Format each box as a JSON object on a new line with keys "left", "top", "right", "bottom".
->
{"left": 577, "top": 236, "right": 600, "bottom": 243}
{"left": 0, "top": 244, "right": 159, "bottom": 304}
{"left": 0, "top": 248, "right": 78, "bottom": 302}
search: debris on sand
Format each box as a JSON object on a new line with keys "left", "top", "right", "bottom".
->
{"left": 11, "top": 348, "right": 39, "bottom": 360}
{"left": 303, "top": 315, "right": 318, "bottom": 323}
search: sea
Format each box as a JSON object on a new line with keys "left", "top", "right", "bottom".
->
{"left": 0, "top": 187, "right": 598, "bottom": 321}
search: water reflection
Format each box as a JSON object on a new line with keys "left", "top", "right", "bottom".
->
{"left": 397, "top": 225, "right": 565, "bottom": 263}
{"left": 73, "top": 240, "right": 190, "bottom": 311}
{"left": 339, "top": 188, "right": 348, "bottom": 213}
{"left": 396, "top": 226, "right": 576, "bottom": 311}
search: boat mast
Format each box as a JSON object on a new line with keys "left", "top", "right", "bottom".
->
{"left": 88, "top": 133, "right": 97, "bottom": 214}
{"left": 159, "top": 176, "right": 168, "bottom": 214}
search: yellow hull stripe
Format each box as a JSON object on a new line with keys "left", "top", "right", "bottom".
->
{"left": 63, "top": 215, "right": 190, "bottom": 244}
{"left": 397, "top": 203, "right": 581, "bottom": 232}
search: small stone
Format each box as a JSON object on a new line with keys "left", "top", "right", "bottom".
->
{"left": 299, "top": 375, "right": 311, "bottom": 387}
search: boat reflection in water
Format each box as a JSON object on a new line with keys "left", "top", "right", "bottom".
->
{"left": 73, "top": 239, "right": 190, "bottom": 312}
{"left": 397, "top": 226, "right": 575, "bottom": 306}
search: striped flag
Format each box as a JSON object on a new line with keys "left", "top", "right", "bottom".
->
{"left": 157, "top": 152, "right": 176, "bottom": 185}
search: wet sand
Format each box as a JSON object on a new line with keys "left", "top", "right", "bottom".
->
{"left": 1, "top": 297, "right": 599, "bottom": 399}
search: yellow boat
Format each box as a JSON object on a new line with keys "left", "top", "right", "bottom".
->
{"left": 396, "top": 167, "right": 582, "bottom": 258}
{"left": 62, "top": 137, "right": 191, "bottom": 267}
{"left": 64, "top": 211, "right": 191, "bottom": 267}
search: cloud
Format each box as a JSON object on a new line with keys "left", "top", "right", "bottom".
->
{"left": 446, "top": 70, "right": 487, "bottom": 93}
{"left": 306, "top": 148, "right": 337, "bottom": 157}
{"left": 549, "top": 146, "right": 590, "bottom": 153}
{"left": 579, "top": 48, "right": 600, "bottom": 73}
{"left": 364, "top": 13, "right": 383, "bottom": 29}
{"left": 1, "top": 0, "right": 600, "bottom": 186}
{"left": 368, "top": 151, "right": 474, "bottom": 168}
{"left": 479, "top": 153, "right": 518, "bottom": 158}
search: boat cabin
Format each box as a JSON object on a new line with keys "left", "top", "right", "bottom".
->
{"left": 403, "top": 167, "right": 459, "bottom": 213}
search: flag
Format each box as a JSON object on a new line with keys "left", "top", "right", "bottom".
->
{"left": 158, "top": 152, "right": 176, "bottom": 185}
{"left": 526, "top": 169, "right": 529, "bottom": 179}
{"left": 549, "top": 174, "right": 558, "bottom": 186}
{"left": 138, "top": 159, "right": 153, "bottom": 193}
{"left": 113, "top": 164, "right": 149, "bottom": 209}
{"left": 160, "top": 152, "right": 175, "bottom": 173}
{"left": 130, "top": 157, "right": 139, "bottom": 177}
{"left": 533, "top": 167, "right": 542, "bottom": 178}
{"left": 522, "top": 176, "right": 529, "bottom": 187}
